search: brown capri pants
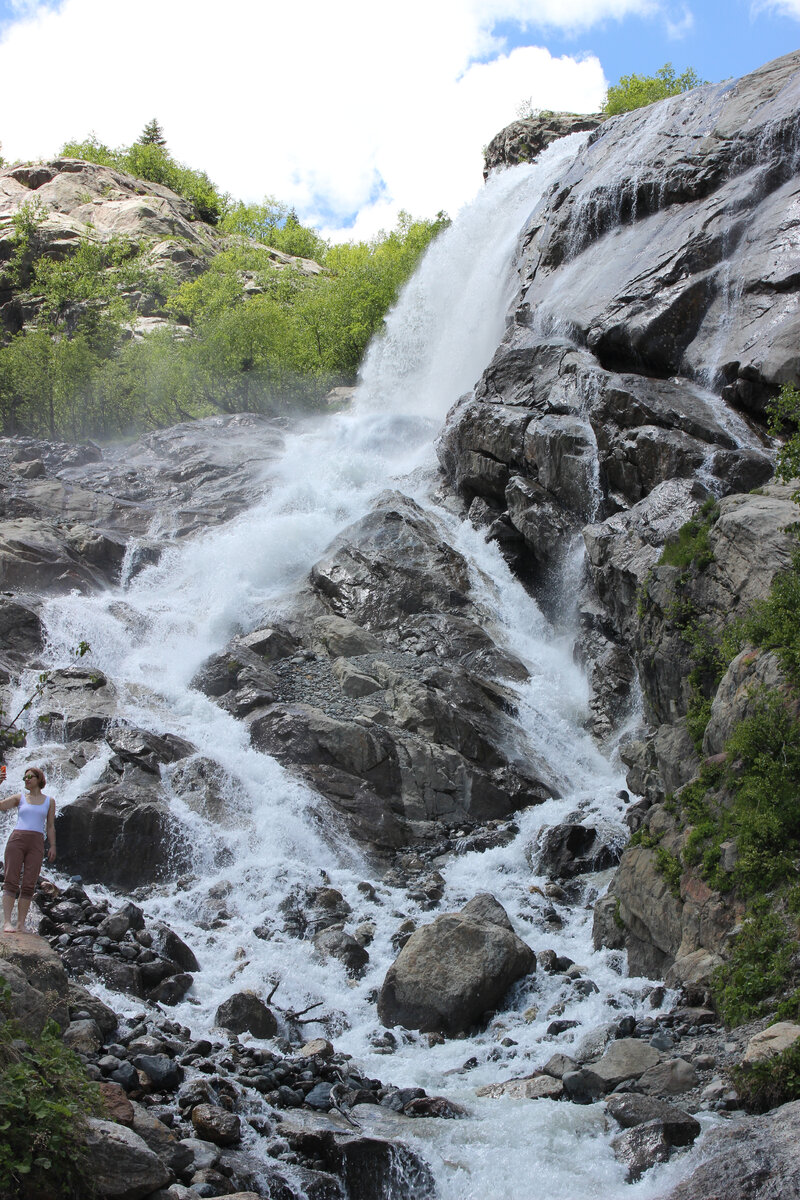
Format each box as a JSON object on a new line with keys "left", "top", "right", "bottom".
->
{"left": 4, "top": 830, "right": 44, "bottom": 899}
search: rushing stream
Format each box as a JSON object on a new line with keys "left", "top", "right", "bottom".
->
{"left": 5, "top": 133, "right": 720, "bottom": 1198}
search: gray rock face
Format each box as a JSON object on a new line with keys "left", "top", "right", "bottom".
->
{"left": 193, "top": 492, "right": 555, "bottom": 849}
{"left": 0, "top": 415, "right": 287, "bottom": 588}
{"left": 439, "top": 54, "right": 799, "bottom": 760}
{"left": 519, "top": 54, "right": 800, "bottom": 406}
{"left": 56, "top": 778, "right": 190, "bottom": 887}
{"left": 659, "top": 1099, "right": 800, "bottom": 1200}
{"left": 378, "top": 893, "right": 534, "bottom": 1034}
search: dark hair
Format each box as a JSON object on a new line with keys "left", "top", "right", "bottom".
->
{"left": 24, "top": 767, "right": 46, "bottom": 788}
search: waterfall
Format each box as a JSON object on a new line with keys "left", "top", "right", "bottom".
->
{"left": 6, "top": 132, "right": 707, "bottom": 1199}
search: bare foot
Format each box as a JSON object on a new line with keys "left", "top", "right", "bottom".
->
{"left": 3, "top": 923, "right": 16, "bottom": 932}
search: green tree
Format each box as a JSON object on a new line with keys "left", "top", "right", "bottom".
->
{"left": 602, "top": 63, "right": 705, "bottom": 115}
{"left": 221, "top": 197, "right": 329, "bottom": 261}
{"left": 139, "top": 117, "right": 167, "bottom": 147}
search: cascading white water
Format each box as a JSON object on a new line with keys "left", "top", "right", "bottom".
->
{"left": 3, "top": 132, "right": 712, "bottom": 1199}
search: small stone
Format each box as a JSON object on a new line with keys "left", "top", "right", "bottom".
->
{"left": 297, "top": 1038, "right": 334, "bottom": 1059}
{"left": 97, "top": 1082, "right": 135, "bottom": 1126}
{"left": 638, "top": 1058, "right": 699, "bottom": 1096}
{"left": 543, "top": 1053, "right": 577, "bottom": 1079}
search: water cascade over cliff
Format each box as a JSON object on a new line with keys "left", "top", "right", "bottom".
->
{"left": 2, "top": 50, "right": 800, "bottom": 1200}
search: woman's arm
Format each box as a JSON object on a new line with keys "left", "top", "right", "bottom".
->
{"left": 0, "top": 793, "right": 21, "bottom": 812}
{"left": 46, "top": 798, "right": 56, "bottom": 863}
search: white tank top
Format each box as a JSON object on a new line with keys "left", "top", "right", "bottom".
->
{"left": 16, "top": 795, "right": 49, "bottom": 835}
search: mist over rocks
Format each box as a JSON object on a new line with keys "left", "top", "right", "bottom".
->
{"left": 483, "top": 112, "right": 606, "bottom": 179}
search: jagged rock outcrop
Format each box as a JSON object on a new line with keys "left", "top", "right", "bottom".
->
{"left": 195, "top": 492, "right": 555, "bottom": 849}
{"left": 483, "top": 112, "right": 606, "bottom": 178}
{"left": 0, "top": 415, "right": 288, "bottom": 593}
{"left": 437, "top": 53, "right": 800, "bottom": 986}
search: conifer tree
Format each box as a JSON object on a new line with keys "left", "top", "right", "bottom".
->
{"left": 139, "top": 118, "right": 167, "bottom": 147}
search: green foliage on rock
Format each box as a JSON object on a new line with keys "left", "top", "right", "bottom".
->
{"left": 0, "top": 134, "right": 449, "bottom": 439}
{"left": 713, "top": 900, "right": 797, "bottom": 1027}
{"left": 637, "top": 472, "right": 800, "bottom": 1023}
{"left": 659, "top": 497, "right": 719, "bottom": 569}
{"left": 0, "top": 983, "right": 104, "bottom": 1198}
{"left": 602, "top": 63, "right": 705, "bottom": 116}
{"left": 768, "top": 382, "right": 800, "bottom": 502}
{"left": 59, "top": 133, "right": 228, "bottom": 224}
{"left": 733, "top": 1035, "right": 800, "bottom": 1112}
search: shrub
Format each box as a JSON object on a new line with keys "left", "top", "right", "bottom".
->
{"left": 713, "top": 901, "right": 796, "bottom": 1026}
{"left": 0, "top": 983, "right": 104, "bottom": 1198}
{"left": 602, "top": 63, "right": 705, "bottom": 116}
{"left": 659, "top": 496, "right": 719, "bottom": 569}
{"left": 733, "top": 1035, "right": 800, "bottom": 1112}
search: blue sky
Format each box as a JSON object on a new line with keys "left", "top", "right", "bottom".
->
{"left": 494, "top": 2, "right": 797, "bottom": 90}
{"left": 0, "top": 0, "right": 797, "bottom": 238}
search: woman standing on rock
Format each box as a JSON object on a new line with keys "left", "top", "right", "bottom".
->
{"left": 0, "top": 767, "right": 56, "bottom": 932}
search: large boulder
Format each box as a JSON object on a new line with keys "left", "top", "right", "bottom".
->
{"left": 83, "top": 1118, "right": 170, "bottom": 1200}
{"left": 0, "top": 932, "right": 69, "bottom": 1031}
{"left": 215, "top": 992, "right": 277, "bottom": 1039}
{"left": 378, "top": 893, "right": 535, "bottom": 1034}
{"left": 659, "top": 1099, "right": 800, "bottom": 1200}
{"left": 56, "top": 779, "right": 190, "bottom": 887}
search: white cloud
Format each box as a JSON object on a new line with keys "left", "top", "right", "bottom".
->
{"left": 664, "top": 4, "right": 695, "bottom": 36}
{"left": 0, "top": 0, "right": 629, "bottom": 237}
{"left": 751, "top": 0, "right": 800, "bottom": 16}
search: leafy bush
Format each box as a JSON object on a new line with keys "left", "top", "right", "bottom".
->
{"left": 602, "top": 63, "right": 705, "bottom": 116}
{"left": 0, "top": 983, "right": 104, "bottom": 1198}
{"left": 659, "top": 497, "right": 719, "bottom": 569}
{"left": 221, "top": 198, "right": 328, "bottom": 262}
{"left": 60, "top": 134, "right": 228, "bottom": 224}
{"left": 2, "top": 130, "right": 449, "bottom": 439}
{"left": 713, "top": 901, "right": 797, "bottom": 1027}
{"left": 733, "top": 1036, "right": 800, "bottom": 1112}
{"left": 768, "top": 382, "right": 800, "bottom": 502}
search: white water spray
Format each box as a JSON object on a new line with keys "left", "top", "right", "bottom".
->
{"left": 4, "top": 133, "right": 710, "bottom": 1199}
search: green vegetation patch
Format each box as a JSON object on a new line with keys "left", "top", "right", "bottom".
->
{"left": 602, "top": 63, "right": 706, "bottom": 116}
{"left": 659, "top": 496, "right": 719, "bottom": 570}
{"left": 1, "top": 126, "right": 450, "bottom": 440}
{"left": 733, "top": 1035, "right": 800, "bottom": 1113}
{"left": 0, "top": 982, "right": 105, "bottom": 1198}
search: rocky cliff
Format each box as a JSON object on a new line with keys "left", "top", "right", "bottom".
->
{"left": 1, "top": 50, "right": 800, "bottom": 1200}
{"left": 460, "top": 50, "right": 800, "bottom": 1005}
